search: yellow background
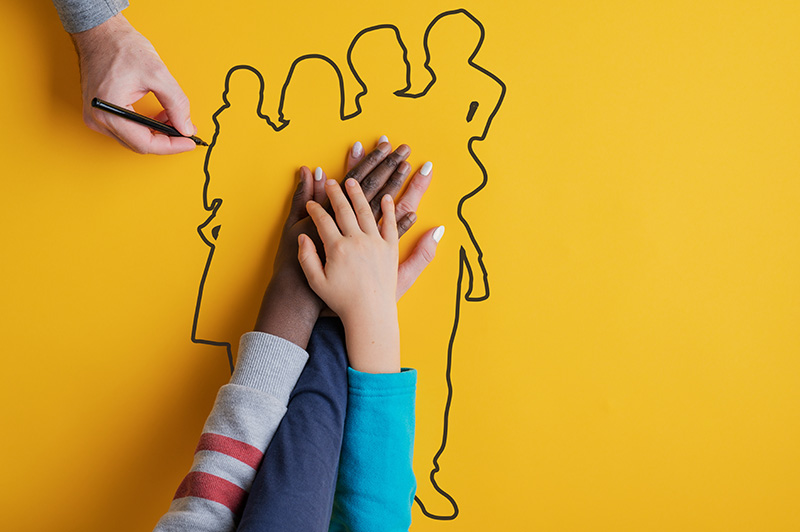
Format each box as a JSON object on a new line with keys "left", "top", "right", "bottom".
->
{"left": 1, "top": 1, "right": 799, "bottom": 531}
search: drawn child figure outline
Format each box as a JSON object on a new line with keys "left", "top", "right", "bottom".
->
{"left": 193, "top": 61, "right": 347, "bottom": 370}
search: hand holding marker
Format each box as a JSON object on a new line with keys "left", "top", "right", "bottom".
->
{"left": 91, "top": 98, "right": 208, "bottom": 147}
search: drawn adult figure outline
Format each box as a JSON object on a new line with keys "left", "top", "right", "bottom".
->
{"left": 192, "top": 57, "right": 349, "bottom": 372}
{"left": 191, "top": 9, "right": 505, "bottom": 521}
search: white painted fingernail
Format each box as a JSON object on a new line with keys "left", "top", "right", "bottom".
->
{"left": 420, "top": 161, "right": 433, "bottom": 176}
{"left": 378, "top": 135, "right": 389, "bottom": 144}
{"left": 352, "top": 141, "right": 363, "bottom": 157}
{"left": 314, "top": 167, "right": 323, "bottom": 181}
{"left": 433, "top": 225, "right": 445, "bottom": 243}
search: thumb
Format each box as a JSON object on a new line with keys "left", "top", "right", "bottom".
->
{"left": 396, "top": 225, "right": 444, "bottom": 300}
{"left": 150, "top": 67, "right": 194, "bottom": 136}
{"left": 297, "top": 234, "right": 325, "bottom": 292}
{"left": 287, "top": 167, "right": 313, "bottom": 226}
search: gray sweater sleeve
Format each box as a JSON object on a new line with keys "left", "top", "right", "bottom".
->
{"left": 153, "top": 332, "right": 309, "bottom": 532}
{"left": 51, "top": 0, "right": 130, "bottom": 33}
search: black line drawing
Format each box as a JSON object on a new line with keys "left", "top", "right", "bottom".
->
{"left": 191, "top": 8, "right": 505, "bottom": 520}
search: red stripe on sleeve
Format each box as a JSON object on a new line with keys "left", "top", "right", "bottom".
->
{"left": 173, "top": 471, "right": 248, "bottom": 516}
{"left": 195, "top": 432, "right": 264, "bottom": 469}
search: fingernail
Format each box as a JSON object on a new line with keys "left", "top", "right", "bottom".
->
{"left": 314, "top": 167, "right": 323, "bottom": 181}
{"left": 396, "top": 144, "right": 410, "bottom": 157}
{"left": 383, "top": 194, "right": 393, "bottom": 203}
{"left": 408, "top": 212, "right": 417, "bottom": 223}
{"left": 346, "top": 178, "right": 356, "bottom": 188}
{"left": 326, "top": 179, "right": 337, "bottom": 186}
{"left": 433, "top": 225, "right": 445, "bottom": 243}
{"left": 420, "top": 161, "right": 433, "bottom": 176}
{"left": 184, "top": 119, "right": 194, "bottom": 134}
{"left": 352, "top": 141, "right": 363, "bottom": 158}
{"left": 378, "top": 135, "right": 389, "bottom": 145}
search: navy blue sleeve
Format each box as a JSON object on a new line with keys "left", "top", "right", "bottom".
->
{"left": 237, "top": 317, "right": 348, "bottom": 532}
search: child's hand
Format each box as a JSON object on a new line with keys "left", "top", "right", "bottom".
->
{"left": 298, "top": 178, "right": 401, "bottom": 373}
{"left": 299, "top": 178, "right": 398, "bottom": 320}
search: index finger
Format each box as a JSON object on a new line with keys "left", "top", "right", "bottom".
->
{"left": 395, "top": 162, "right": 433, "bottom": 222}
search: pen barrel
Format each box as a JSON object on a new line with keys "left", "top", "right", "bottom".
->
{"left": 91, "top": 98, "right": 182, "bottom": 137}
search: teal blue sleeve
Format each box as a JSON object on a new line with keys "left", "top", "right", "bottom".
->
{"left": 328, "top": 367, "right": 417, "bottom": 532}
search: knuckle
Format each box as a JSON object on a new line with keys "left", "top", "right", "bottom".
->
{"left": 411, "top": 178, "right": 427, "bottom": 192}
{"left": 420, "top": 246, "right": 435, "bottom": 264}
{"left": 330, "top": 240, "right": 348, "bottom": 258}
{"left": 387, "top": 174, "right": 404, "bottom": 191}
{"left": 382, "top": 154, "right": 400, "bottom": 170}
{"left": 369, "top": 197, "right": 382, "bottom": 215}
{"left": 364, "top": 149, "right": 384, "bottom": 166}
{"left": 397, "top": 220, "right": 411, "bottom": 236}
{"left": 360, "top": 175, "right": 379, "bottom": 192}
{"left": 396, "top": 199, "right": 414, "bottom": 215}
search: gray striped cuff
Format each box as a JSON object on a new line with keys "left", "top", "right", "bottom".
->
{"left": 230, "top": 332, "right": 308, "bottom": 405}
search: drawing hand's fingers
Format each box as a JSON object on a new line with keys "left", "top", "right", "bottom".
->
{"left": 397, "top": 212, "right": 417, "bottom": 239}
{"left": 369, "top": 160, "right": 411, "bottom": 218}
{"left": 153, "top": 110, "right": 170, "bottom": 124}
{"left": 395, "top": 161, "right": 433, "bottom": 223}
{"left": 379, "top": 194, "right": 398, "bottom": 243}
{"left": 396, "top": 226, "right": 444, "bottom": 300}
{"left": 297, "top": 233, "right": 325, "bottom": 290}
{"left": 346, "top": 141, "right": 365, "bottom": 173}
{"left": 325, "top": 179, "right": 360, "bottom": 236}
{"left": 312, "top": 167, "right": 327, "bottom": 204}
{"left": 306, "top": 200, "right": 342, "bottom": 244}
{"left": 149, "top": 66, "right": 195, "bottom": 137}
{"left": 345, "top": 179, "right": 379, "bottom": 235}
{"left": 101, "top": 114, "right": 197, "bottom": 154}
{"left": 286, "top": 166, "right": 314, "bottom": 226}
{"left": 359, "top": 144, "right": 411, "bottom": 201}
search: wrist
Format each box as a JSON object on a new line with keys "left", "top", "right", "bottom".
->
{"left": 71, "top": 13, "right": 131, "bottom": 52}
{"left": 253, "top": 274, "right": 323, "bottom": 349}
{"left": 341, "top": 304, "right": 401, "bottom": 374}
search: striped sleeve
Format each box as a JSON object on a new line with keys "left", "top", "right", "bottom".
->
{"left": 153, "top": 332, "right": 308, "bottom": 532}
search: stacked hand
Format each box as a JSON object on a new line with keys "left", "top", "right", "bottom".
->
{"left": 299, "top": 178, "right": 402, "bottom": 373}
{"left": 255, "top": 139, "right": 442, "bottom": 358}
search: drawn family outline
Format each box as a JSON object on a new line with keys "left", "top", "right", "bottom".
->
{"left": 191, "top": 9, "right": 506, "bottom": 520}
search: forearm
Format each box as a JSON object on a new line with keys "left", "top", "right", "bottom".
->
{"left": 254, "top": 272, "right": 323, "bottom": 350}
{"left": 153, "top": 332, "right": 308, "bottom": 532}
{"left": 52, "top": 0, "right": 129, "bottom": 34}
{"left": 240, "top": 318, "right": 349, "bottom": 532}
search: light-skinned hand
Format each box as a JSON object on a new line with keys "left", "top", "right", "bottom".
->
{"left": 298, "top": 179, "right": 402, "bottom": 373}
{"left": 70, "top": 14, "right": 196, "bottom": 155}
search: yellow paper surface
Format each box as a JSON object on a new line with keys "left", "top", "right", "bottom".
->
{"left": 1, "top": 1, "right": 799, "bottom": 531}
